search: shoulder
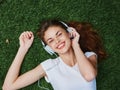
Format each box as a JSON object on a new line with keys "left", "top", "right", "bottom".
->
{"left": 40, "top": 57, "right": 60, "bottom": 71}
{"left": 84, "top": 51, "right": 97, "bottom": 58}
{"left": 85, "top": 51, "right": 97, "bottom": 68}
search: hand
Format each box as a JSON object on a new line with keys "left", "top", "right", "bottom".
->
{"left": 69, "top": 27, "right": 80, "bottom": 47}
{"left": 19, "top": 31, "right": 34, "bottom": 50}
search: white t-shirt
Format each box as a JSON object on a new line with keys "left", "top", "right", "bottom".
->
{"left": 41, "top": 52, "right": 97, "bottom": 90}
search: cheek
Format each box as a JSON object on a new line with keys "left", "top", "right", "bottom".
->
{"left": 66, "top": 39, "right": 72, "bottom": 47}
{"left": 48, "top": 42, "right": 56, "bottom": 50}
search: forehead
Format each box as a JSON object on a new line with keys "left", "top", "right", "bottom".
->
{"left": 44, "top": 26, "right": 66, "bottom": 39}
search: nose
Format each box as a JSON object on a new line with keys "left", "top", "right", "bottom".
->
{"left": 55, "top": 38, "right": 60, "bottom": 44}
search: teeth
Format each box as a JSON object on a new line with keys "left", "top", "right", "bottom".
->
{"left": 57, "top": 43, "right": 64, "bottom": 49}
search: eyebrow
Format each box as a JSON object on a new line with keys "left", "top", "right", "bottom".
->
{"left": 46, "top": 31, "right": 60, "bottom": 42}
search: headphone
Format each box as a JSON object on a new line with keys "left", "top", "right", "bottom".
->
{"left": 41, "top": 21, "right": 72, "bottom": 55}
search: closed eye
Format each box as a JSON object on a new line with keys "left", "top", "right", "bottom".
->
{"left": 57, "top": 32, "right": 62, "bottom": 37}
{"left": 48, "top": 39, "right": 54, "bottom": 44}
{"left": 47, "top": 31, "right": 62, "bottom": 44}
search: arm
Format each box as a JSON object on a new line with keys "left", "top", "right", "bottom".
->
{"left": 2, "top": 31, "right": 46, "bottom": 90}
{"left": 70, "top": 28, "right": 97, "bottom": 82}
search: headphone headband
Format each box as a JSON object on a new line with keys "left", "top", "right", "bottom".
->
{"left": 59, "top": 21, "right": 69, "bottom": 28}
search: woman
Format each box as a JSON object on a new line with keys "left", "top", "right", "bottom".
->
{"left": 2, "top": 20, "right": 106, "bottom": 90}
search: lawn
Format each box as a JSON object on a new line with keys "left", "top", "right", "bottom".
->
{"left": 0, "top": 0, "right": 120, "bottom": 90}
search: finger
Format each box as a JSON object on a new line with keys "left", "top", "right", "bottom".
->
{"left": 24, "top": 31, "right": 30, "bottom": 39}
{"left": 70, "top": 27, "right": 80, "bottom": 36}
{"left": 20, "top": 31, "right": 33, "bottom": 40}
{"left": 24, "top": 31, "right": 31, "bottom": 39}
{"left": 29, "top": 33, "right": 34, "bottom": 40}
{"left": 28, "top": 31, "right": 34, "bottom": 39}
{"left": 29, "top": 31, "right": 33, "bottom": 38}
{"left": 19, "top": 32, "right": 25, "bottom": 40}
{"left": 72, "top": 32, "right": 76, "bottom": 38}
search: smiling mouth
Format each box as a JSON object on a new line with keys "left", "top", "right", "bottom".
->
{"left": 57, "top": 41, "right": 65, "bottom": 49}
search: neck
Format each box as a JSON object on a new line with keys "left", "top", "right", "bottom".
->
{"left": 59, "top": 48, "right": 76, "bottom": 67}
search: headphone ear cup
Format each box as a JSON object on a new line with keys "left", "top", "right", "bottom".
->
{"left": 41, "top": 40, "right": 55, "bottom": 55}
{"left": 44, "top": 45, "right": 55, "bottom": 55}
{"left": 67, "top": 28, "right": 74, "bottom": 39}
{"left": 67, "top": 28, "right": 72, "bottom": 33}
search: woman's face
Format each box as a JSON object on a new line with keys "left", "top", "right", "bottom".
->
{"left": 44, "top": 26, "right": 71, "bottom": 54}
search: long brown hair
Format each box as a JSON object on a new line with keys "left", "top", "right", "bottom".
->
{"left": 37, "top": 20, "right": 107, "bottom": 61}
{"left": 68, "top": 21, "right": 107, "bottom": 61}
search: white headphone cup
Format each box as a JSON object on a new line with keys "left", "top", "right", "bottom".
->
{"left": 67, "top": 28, "right": 72, "bottom": 33}
{"left": 44, "top": 45, "right": 54, "bottom": 55}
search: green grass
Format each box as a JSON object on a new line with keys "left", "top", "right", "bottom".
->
{"left": 0, "top": 0, "right": 120, "bottom": 90}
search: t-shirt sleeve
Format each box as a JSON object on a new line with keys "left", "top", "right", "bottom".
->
{"left": 41, "top": 59, "right": 55, "bottom": 83}
{"left": 85, "top": 51, "right": 97, "bottom": 58}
